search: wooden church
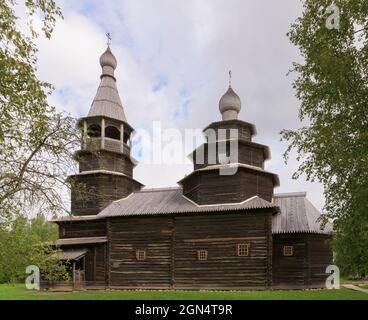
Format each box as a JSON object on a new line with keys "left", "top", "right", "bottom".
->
{"left": 52, "top": 46, "right": 333, "bottom": 290}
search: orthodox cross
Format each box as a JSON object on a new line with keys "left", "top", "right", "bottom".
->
{"left": 229, "top": 70, "right": 232, "bottom": 87}
{"left": 106, "top": 33, "right": 112, "bottom": 46}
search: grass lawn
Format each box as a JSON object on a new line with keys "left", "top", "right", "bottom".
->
{"left": 0, "top": 284, "right": 367, "bottom": 300}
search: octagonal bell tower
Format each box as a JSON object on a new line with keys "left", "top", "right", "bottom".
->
{"left": 70, "top": 46, "right": 143, "bottom": 216}
{"left": 179, "top": 74, "right": 279, "bottom": 205}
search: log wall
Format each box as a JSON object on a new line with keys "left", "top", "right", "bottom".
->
{"left": 173, "top": 213, "right": 273, "bottom": 290}
{"left": 182, "top": 168, "right": 275, "bottom": 205}
{"left": 272, "top": 233, "right": 332, "bottom": 289}
{"left": 58, "top": 220, "right": 106, "bottom": 239}
{"left": 77, "top": 150, "right": 134, "bottom": 176}
{"left": 70, "top": 173, "right": 141, "bottom": 215}
{"left": 307, "top": 234, "right": 333, "bottom": 287}
{"left": 108, "top": 216, "right": 172, "bottom": 289}
{"left": 108, "top": 212, "right": 273, "bottom": 290}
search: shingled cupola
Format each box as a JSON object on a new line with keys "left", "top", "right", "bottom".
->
{"left": 179, "top": 74, "right": 279, "bottom": 205}
{"left": 69, "top": 45, "right": 143, "bottom": 216}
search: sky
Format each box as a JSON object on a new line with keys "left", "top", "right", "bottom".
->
{"left": 34, "top": 0, "right": 326, "bottom": 211}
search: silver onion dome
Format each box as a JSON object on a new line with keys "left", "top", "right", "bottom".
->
{"left": 219, "top": 86, "right": 241, "bottom": 121}
{"left": 100, "top": 46, "right": 117, "bottom": 70}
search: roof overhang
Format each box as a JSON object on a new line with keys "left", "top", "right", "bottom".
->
{"left": 203, "top": 119, "right": 257, "bottom": 136}
{"left": 56, "top": 236, "right": 108, "bottom": 246}
{"left": 58, "top": 249, "right": 88, "bottom": 261}
{"left": 51, "top": 215, "right": 104, "bottom": 223}
{"left": 178, "top": 163, "right": 280, "bottom": 187}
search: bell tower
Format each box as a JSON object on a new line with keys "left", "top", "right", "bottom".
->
{"left": 70, "top": 45, "right": 143, "bottom": 216}
{"left": 179, "top": 74, "right": 279, "bottom": 205}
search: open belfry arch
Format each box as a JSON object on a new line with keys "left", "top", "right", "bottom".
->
{"left": 52, "top": 45, "right": 332, "bottom": 290}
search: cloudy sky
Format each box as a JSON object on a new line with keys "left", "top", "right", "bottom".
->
{"left": 34, "top": 0, "right": 326, "bottom": 211}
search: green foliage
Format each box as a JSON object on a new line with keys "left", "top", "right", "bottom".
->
{"left": 0, "top": 1, "right": 79, "bottom": 219}
{"left": 282, "top": 0, "right": 368, "bottom": 275}
{"left": 0, "top": 213, "right": 69, "bottom": 283}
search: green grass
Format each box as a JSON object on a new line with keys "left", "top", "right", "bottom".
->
{"left": 0, "top": 284, "right": 367, "bottom": 300}
{"left": 359, "top": 285, "right": 368, "bottom": 289}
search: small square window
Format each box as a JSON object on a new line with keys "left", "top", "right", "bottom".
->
{"left": 136, "top": 249, "right": 146, "bottom": 261}
{"left": 283, "top": 246, "right": 294, "bottom": 257}
{"left": 197, "top": 250, "right": 208, "bottom": 261}
{"left": 237, "top": 243, "right": 250, "bottom": 257}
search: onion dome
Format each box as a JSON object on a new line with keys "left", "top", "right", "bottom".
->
{"left": 100, "top": 46, "right": 117, "bottom": 69}
{"left": 219, "top": 86, "right": 241, "bottom": 121}
{"left": 98, "top": 46, "right": 117, "bottom": 79}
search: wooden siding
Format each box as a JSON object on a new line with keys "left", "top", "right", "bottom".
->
{"left": 182, "top": 169, "right": 274, "bottom": 205}
{"left": 108, "top": 212, "right": 273, "bottom": 290}
{"left": 307, "top": 234, "right": 333, "bottom": 287}
{"left": 272, "top": 234, "right": 307, "bottom": 289}
{"left": 77, "top": 150, "right": 134, "bottom": 177}
{"left": 193, "top": 142, "right": 265, "bottom": 171}
{"left": 205, "top": 121, "right": 254, "bottom": 142}
{"left": 58, "top": 220, "right": 106, "bottom": 239}
{"left": 56, "top": 217, "right": 331, "bottom": 290}
{"left": 272, "top": 234, "right": 333, "bottom": 289}
{"left": 108, "top": 217, "right": 172, "bottom": 289}
{"left": 71, "top": 174, "right": 141, "bottom": 215}
{"left": 173, "top": 213, "right": 273, "bottom": 290}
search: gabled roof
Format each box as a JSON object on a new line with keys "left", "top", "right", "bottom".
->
{"left": 272, "top": 192, "right": 333, "bottom": 234}
{"left": 97, "top": 187, "right": 278, "bottom": 217}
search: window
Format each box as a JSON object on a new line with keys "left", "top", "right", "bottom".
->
{"left": 283, "top": 246, "right": 294, "bottom": 257}
{"left": 237, "top": 243, "right": 250, "bottom": 257}
{"left": 87, "top": 124, "right": 101, "bottom": 138}
{"left": 105, "top": 126, "right": 120, "bottom": 140}
{"left": 197, "top": 250, "right": 208, "bottom": 261}
{"left": 136, "top": 249, "right": 146, "bottom": 261}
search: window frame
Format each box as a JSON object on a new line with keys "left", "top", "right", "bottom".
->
{"left": 197, "top": 250, "right": 208, "bottom": 261}
{"left": 136, "top": 249, "right": 146, "bottom": 261}
{"left": 237, "top": 243, "right": 250, "bottom": 257}
{"left": 283, "top": 245, "right": 294, "bottom": 257}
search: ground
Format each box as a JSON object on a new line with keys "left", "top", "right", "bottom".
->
{"left": 0, "top": 284, "right": 367, "bottom": 300}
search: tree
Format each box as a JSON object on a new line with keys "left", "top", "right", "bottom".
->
{"left": 282, "top": 0, "right": 368, "bottom": 276}
{"left": 0, "top": 1, "right": 80, "bottom": 220}
{"left": 0, "top": 213, "right": 69, "bottom": 283}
